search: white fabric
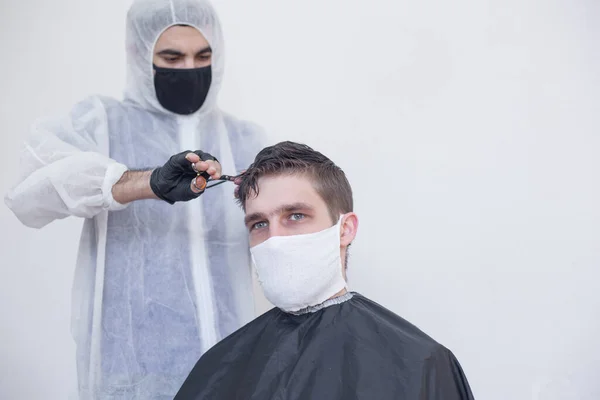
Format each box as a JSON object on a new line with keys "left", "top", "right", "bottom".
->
{"left": 4, "top": 0, "right": 268, "bottom": 398}
{"left": 250, "top": 216, "right": 347, "bottom": 312}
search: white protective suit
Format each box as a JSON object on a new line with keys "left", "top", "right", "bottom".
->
{"left": 4, "top": 0, "right": 267, "bottom": 398}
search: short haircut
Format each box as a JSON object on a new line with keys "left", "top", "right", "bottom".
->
{"left": 237, "top": 141, "right": 353, "bottom": 223}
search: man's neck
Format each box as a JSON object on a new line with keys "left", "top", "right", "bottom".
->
{"left": 287, "top": 290, "right": 353, "bottom": 316}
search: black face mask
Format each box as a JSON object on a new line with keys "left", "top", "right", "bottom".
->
{"left": 153, "top": 64, "right": 212, "bottom": 115}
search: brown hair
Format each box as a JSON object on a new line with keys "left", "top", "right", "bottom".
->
{"left": 237, "top": 141, "right": 353, "bottom": 222}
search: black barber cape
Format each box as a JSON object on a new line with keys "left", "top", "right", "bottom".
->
{"left": 175, "top": 293, "right": 475, "bottom": 400}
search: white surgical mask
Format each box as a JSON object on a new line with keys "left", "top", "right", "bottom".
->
{"left": 250, "top": 216, "right": 347, "bottom": 312}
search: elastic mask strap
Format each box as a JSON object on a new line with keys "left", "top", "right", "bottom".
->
{"left": 339, "top": 213, "right": 351, "bottom": 291}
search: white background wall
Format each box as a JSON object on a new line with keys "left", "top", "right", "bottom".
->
{"left": 1, "top": 0, "right": 599, "bottom": 399}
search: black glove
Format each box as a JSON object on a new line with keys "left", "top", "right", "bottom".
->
{"left": 150, "top": 150, "right": 218, "bottom": 204}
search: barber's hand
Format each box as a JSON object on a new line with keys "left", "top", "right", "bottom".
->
{"left": 150, "top": 150, "right": 221, "bottom": 204}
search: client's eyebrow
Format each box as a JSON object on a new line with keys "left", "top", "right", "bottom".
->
{"left": 277, "top": 202, "right": 314, "bottom": 215}
{"left": 244, "top": 212, "right": 266, "bottom": 227}
{"left": 244, "top": 202, "right": 315, "bottom": 227}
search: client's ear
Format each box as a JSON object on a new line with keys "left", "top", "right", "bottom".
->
{"left": 340, "top": 213, "right": 358, "bottom": 248}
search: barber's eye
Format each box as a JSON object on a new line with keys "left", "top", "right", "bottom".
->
{"left": 289, "top": 213, "right": 305, "bottom": 221}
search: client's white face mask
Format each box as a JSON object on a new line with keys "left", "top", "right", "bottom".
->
{"left": 250, "top": 216, "right": 347, "bottom": 312}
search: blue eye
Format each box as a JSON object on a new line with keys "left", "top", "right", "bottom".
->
{"left": 289, "top": 213, "right": 305, "bottom": 221}
{"left": 251, "top": 221, "right": 268, "bottom": 231}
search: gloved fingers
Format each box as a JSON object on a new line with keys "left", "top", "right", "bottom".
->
{"left": 192, "top": 150, "right": 217, "bottom": 162}
{"left": 162, "top": 150, "right": 199, "bottom": 176}
{"left": 186, "top": 151, "right": 220, "bottom": 179}
{"left": 193, "top": 159, "right": 221, "bottom": 180}
{"left": 184, "top": 151, "right": 201, "bottom": 165}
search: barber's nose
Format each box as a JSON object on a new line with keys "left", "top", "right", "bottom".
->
{"left": 183, "top": 57, "right": 195, "bottom": 69}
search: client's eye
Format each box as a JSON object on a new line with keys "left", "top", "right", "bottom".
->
{"left": 289, "top": 213, "right": 305, "bottom": 221}
{"left": 251, "top": 221, "right": 268, "bottom": 231}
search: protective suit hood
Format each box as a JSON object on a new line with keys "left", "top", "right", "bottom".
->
{"left": 124, "top": 0, "right": 224, "bottom": 116}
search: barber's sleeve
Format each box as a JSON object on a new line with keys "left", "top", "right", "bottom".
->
{"left": 420, "top": 346, "right": 476, "bottom": 400}
{"left": 4, "top": 96, "right": 129, "bottom": 229}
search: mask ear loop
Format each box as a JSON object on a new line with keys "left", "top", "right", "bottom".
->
{"left": 338, "top": 214, "right": 352, "bottom": 292}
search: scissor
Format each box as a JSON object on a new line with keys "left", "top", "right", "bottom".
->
{"left": 195, "top": 173, "right": 241, "bottom": 191}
